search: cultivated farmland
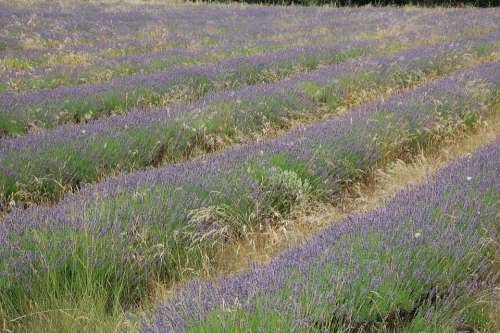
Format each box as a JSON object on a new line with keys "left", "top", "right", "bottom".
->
{"left": 0, "top": 1, "right": 498, "bottom": 332}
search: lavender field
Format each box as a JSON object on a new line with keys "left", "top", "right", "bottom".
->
{"left": 0, "top": 1, "right": 499, "bottom": 332}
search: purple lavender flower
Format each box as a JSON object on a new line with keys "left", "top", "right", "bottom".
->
{"left": 141, "top": 140, "right": 500, "bottom": 332}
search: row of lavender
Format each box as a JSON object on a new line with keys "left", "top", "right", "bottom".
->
{"left": 0, "top": 3, "right": 372, "bottom": 50}
{"left": 2, "top": 12, "right": 499, "bottom": 136}
{"left": 0, "top": 38, "right": 383, "bottom": 134}
{"left": 0, "top": 60, "right": 497, "bottom": 318}
{"left": 0, "top": 4, "right": 403, "bottom": 76}
{"left": 2, "top": 4, "right": 478, "bottom": 64}
{"left": 0, "top": 33, "right": 497, "bottom": 207}
{"left": 4, "top": 9, "right": 497, "bottom": 92}
{"left": 1, "top": 2, "right": 304, "bottom": 52}
{"left": 0, "top": 18, "right": 396, "bottom": 92}
{"left": 0, "top": 24, "right": 480, "bottom": 135}
{"left": 0, "top": 6, "right": 390, "bottom": 72}
{"left": 141, "top": 139, "right": 500, "bottom": 332}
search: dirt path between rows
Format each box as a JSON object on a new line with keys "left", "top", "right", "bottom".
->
{"left": 211, "top": 118, "right": 499, "bottom": 274}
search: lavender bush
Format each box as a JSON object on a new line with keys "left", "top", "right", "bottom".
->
{"left": 1, "top": 13, "right": 498, "bottom": 135}
{"left": 1, "top": 2, "right": 499, "bottom": 329}
{"left": 0, "top": 60, "right": 497, "bottom": 318}
{"left": 141, "top": 140, "right": 499, "bottom": 332}
{"left": 3, "top": 9, "right": 497, "bottom": 93}
{"left": 0, "top": 33, "right": 497, "bottom": 206}
{"left": 4, "top": 3, "right": 496, "bottom": 69}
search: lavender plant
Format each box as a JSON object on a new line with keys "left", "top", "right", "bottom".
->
{"left": 0, "top": 61, "right": 497, "bottom": 319}
{"left": 141, "top": 140, "right": 499, "bottom": 332}
{"left": 2, "top": 4, "right": 396, "bottom": 80}
{"left": 1, "top": 3, "right": 499, "bottom": 329}
{"left": 0, "top": 38, "right": 395, "bottom": 135}
{"left": 2, "top": 3, "right": 497, "bottom": 68}
{"left": 1, "top": 26, "right": 498, "bottom": 136}
{"left": 0, "top": 20, "right": 391, "bottom": 92}
{"left": 0, "top": 34, "right": 497, "bottom": 207}
{"left": 4, "top": 9, "right": 497, "bottom": 93}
